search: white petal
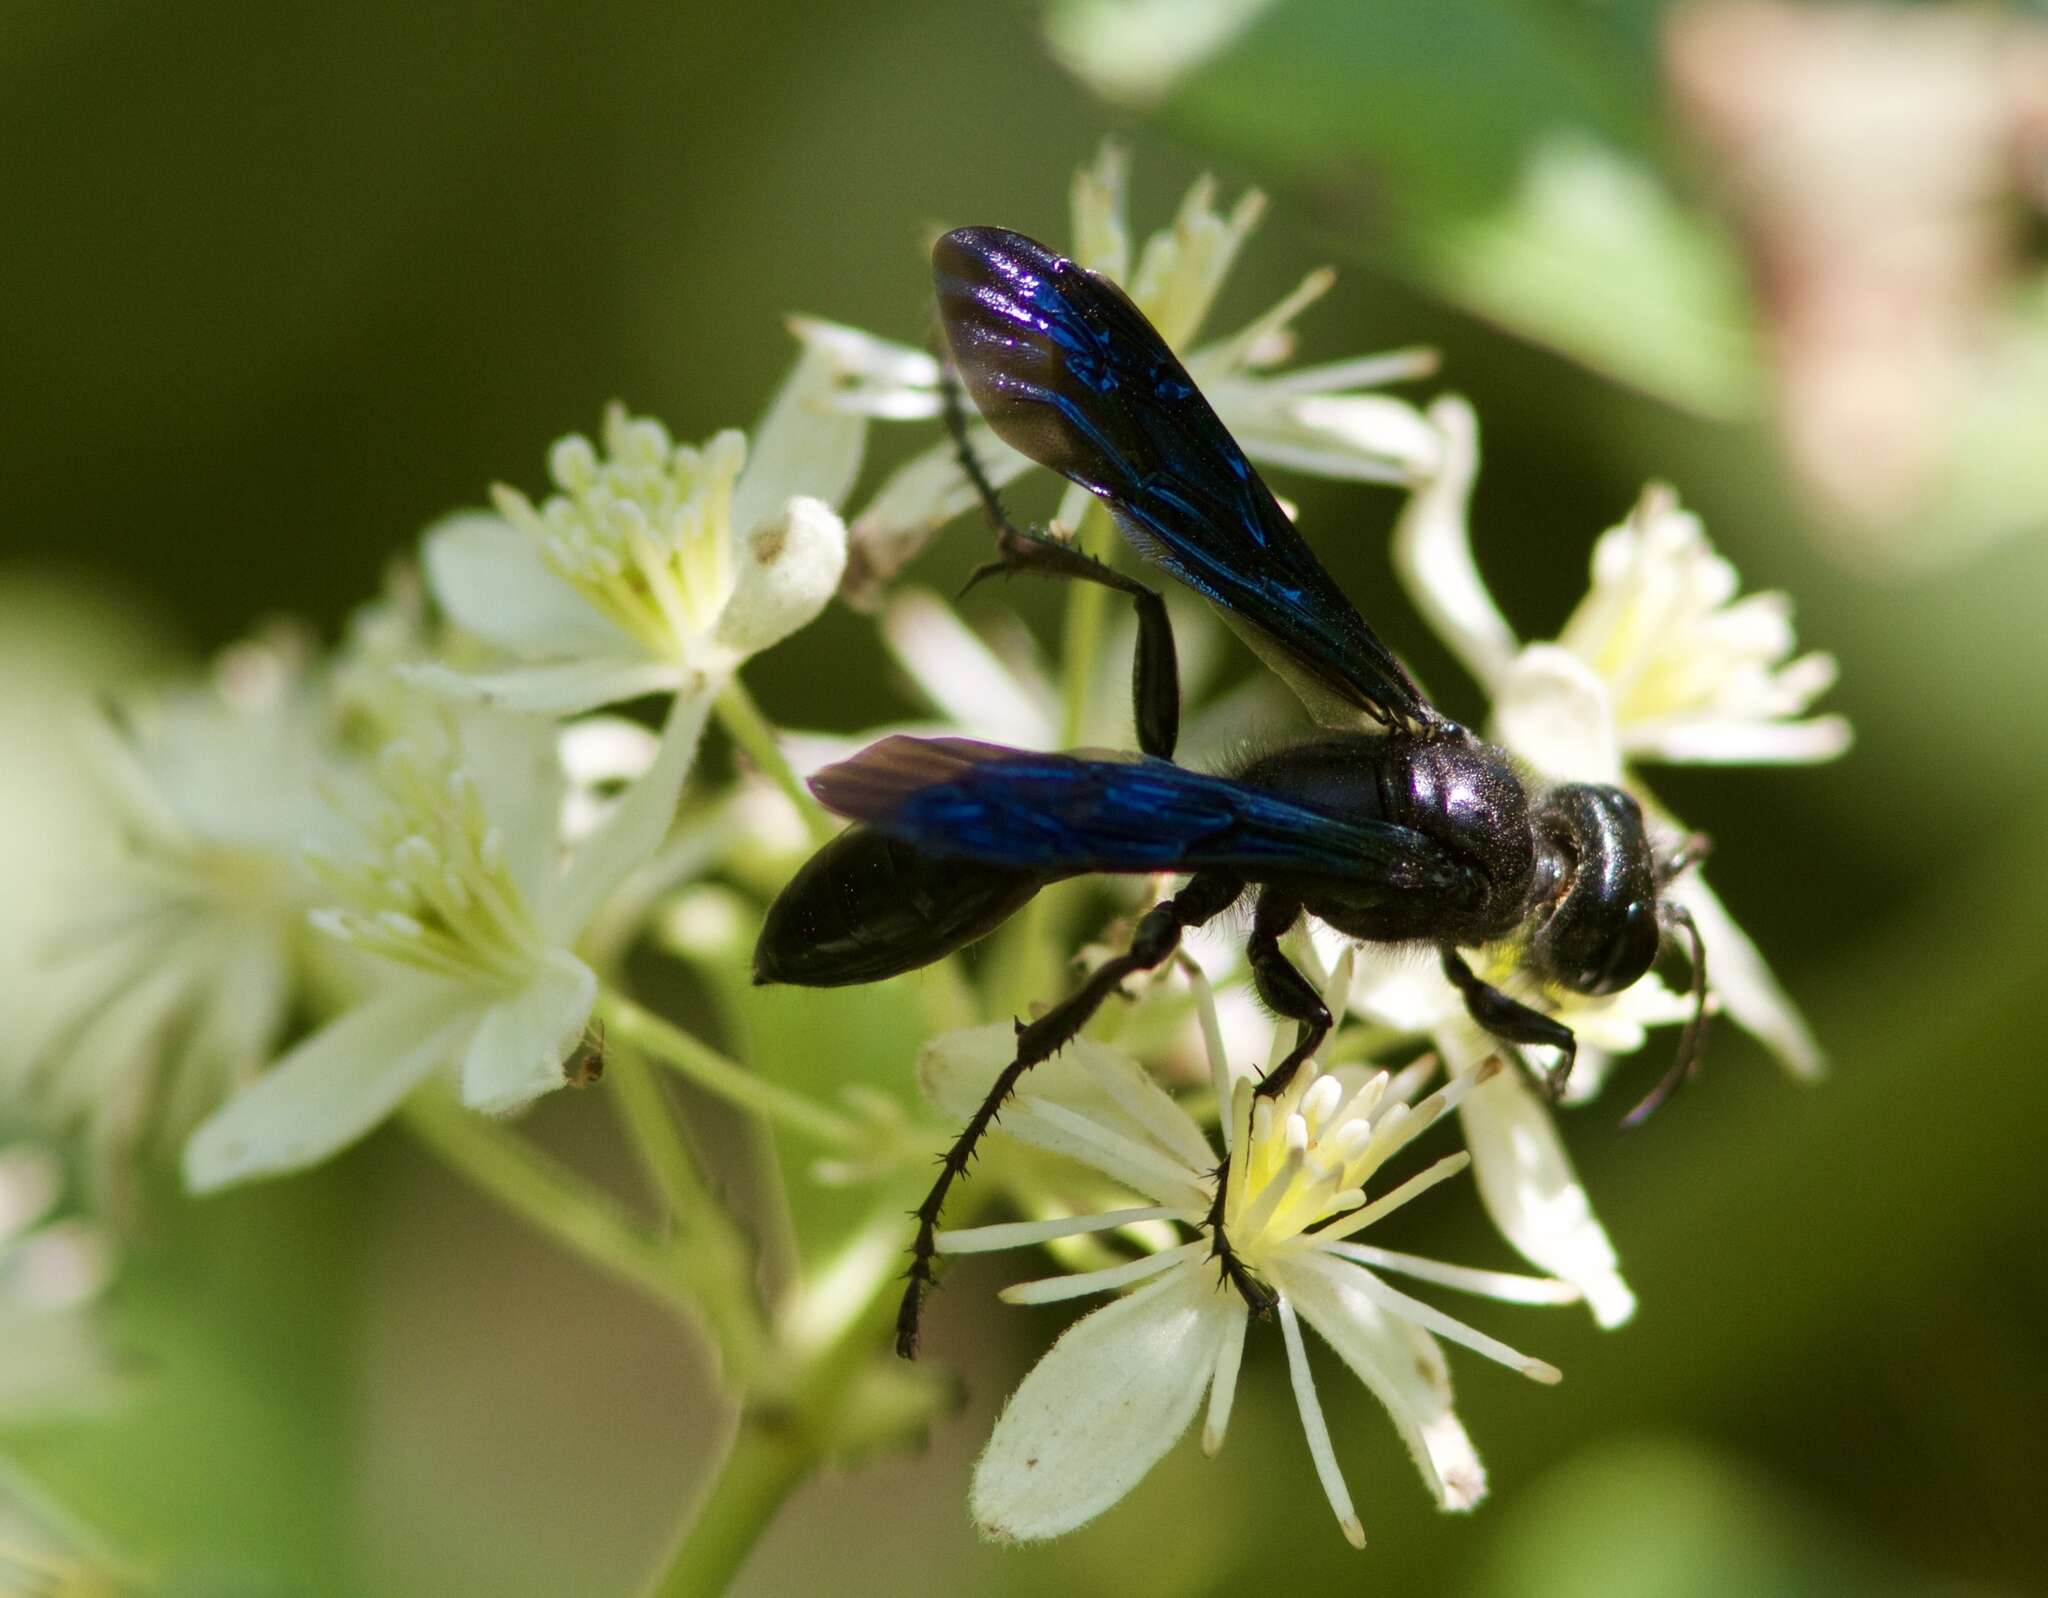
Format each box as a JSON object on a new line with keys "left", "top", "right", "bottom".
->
{"left": 881, "top": 589, "right": 1054, "bottom": 747}
{"left": 1323, "top": 1242, "right": 1582, "bottom": 1305}
{"left": 1276, "top": 1295, "right": 1365, "bottom": 1545}
{"left": 543, "top": 691, "right": 710, "bottom": 943}
{"left": 183, "top": 982, "right": 473, "bottom": 1191}
{"left": 456, "top": 710, "right": 571, "bottom": 910}
{"left": 971, "top": 1266, "right": 1234, "bottom": 1542}
{"left": 420, "top": 513, "right": 629, "bottom": 659}
{"left": 458, "top": 950, "right": 597, "bottom": 1112}
{"left": 1457, "top": 1068, "right": 1636, "bottom": 1327}
{"left": 1623, "top": 713, "right": 1853, "bottom": 765}
{"left": 729, "top": 339, "right": 867, "bottom": 535}
{"left": 1280, "top": 1251, "right": 1488, "bottom": 1512}
{"left": 398, "top": 658, "right": 689, "bottom": 716}
{"left": 1491, "top": 643, "right": 1624, "bottom": 784}
{"left": 1671, "top": 872, "right": 1824, "bottom": 1079}
{"left": 842, "top": 431, "right": 1032, "bottom": 604}
{"left": 1201, "top": 1303, "right": 1249, "bottom": 1455}
{"left": 937, "top": 1206, "right": 1181, "bottom": 1255}
{"left": 919, "top": 1025, "right": 1212, "bottom": 1206}
{"left": 1392, "top": 396, "right": 1519, "bottom": 689}
{"left": 711, "top": 497, "right": 848, "bottom": 660}
{"left": 1307, "top": 1249, "right": 1561, "bottom": 1381}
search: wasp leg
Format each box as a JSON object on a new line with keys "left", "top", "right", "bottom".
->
{"left": 897, "top": 870, "right": 1243, "bottom": 1360}
{"left": 1247, "top": 896, "right": 1334, "bottom": 1103}
{"left": 942, "top": 370, "right": 1181, "bottom": 759}
{"left": 1194, "top": 896, "right": 1333, "bottom": 1319}
{"left": 1440, "top": 947, "right": 1578, "bottom": 1097}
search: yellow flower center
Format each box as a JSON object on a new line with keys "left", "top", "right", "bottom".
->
{"left": 492, "top": 405, "right": 748, "bottom": 663}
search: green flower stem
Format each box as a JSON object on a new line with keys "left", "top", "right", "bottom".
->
{"left": 645, "top": 1411, "right": 810, "bottom": 1598}
{"left": 715, "top": 675, "right": 836, "bottom": 845}
{"left": 401, "top": 1091, "right": 708, "bottom": 1334}
{"left": 602, "top": 991, "right": 860, "bottom": 1149}
{"left": 607, "top": 1043, "right": 770, "bottom": 1385}
{"left": 648, "top": 1220, "right": 948, "bottom": 1596}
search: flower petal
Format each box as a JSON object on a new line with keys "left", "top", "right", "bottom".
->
{"left": 420, "top": 513, "right": 630, "bottom": 659}
{"left": 881, "top": 589, "right": 1055, "bottom": 747}
{"left": 456, "top": 709, "right": 571, "bottom": 911}
{"left": 1671, "top": 872, "right": 1824, "bottom": 1079}
{"left": 1491, "top": 643, "right": 1624, "bottom": 784}
{"left": 183, "top": 981, "right": 473, "bottom": 1191}
{"left": 711, "top": 497, "right": 849, "bottom": 659}
{"left": 1622, "top": 712, "right": 1853, "bottom": 765}
{"left": 398, "top": 658, "right": 690, "bottom": 716}
{"left": 542, "top": 690, "right": 710, "bottom": 943}
{"left": 729, "top": 339, "right": 868, "bottom": 535}
{"left": 1280, "top": 1250, "right": 1489, "bottom": 1511}
{"left": 971, "top": 1266, "right": 1233, "bottom": 1542}
{"left": 1456, "top": 1067, "right": 1636, "bottom": 1327}
{"left": 920, "top": 1025, "right": 1212, "bottom": 1205}
{"left": 1392, "top": 397, "right": 1520, "bottom": 689}
{"left": 458, "top": 950, "right": 597, "bottom": 1113}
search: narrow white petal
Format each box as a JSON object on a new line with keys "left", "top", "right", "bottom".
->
{"left": 1201, "top": 1304, "right": 1249, "bottom": 1455}
{"left": 1255, "top": 347, "right": 1441, "bottom": 395}
{"left": 919, "top": 1026, "right": 1210, "bottom": 1205}
{"left": 1007, "top": 1099, "right": 1208, "bottom": 1208}
{"left": 972, "top": 1267, "right": 1234, "bottom": 1542}
{"left": 542, "top": 691, "right": 709, "bottom": 943}
{"left": 937, "top": 1206, "right": 1181, "bottom": 1255}
{"left": 420, "top": 513, "right": 629, "bottom": 658}
{"left": 1670, "top": 872, "right": 1824, "bottom": 1079}
{"left": 398, "top": 658, "right": 688, "bottom": 716}
{"left": 183, "top": 983, "right": 472, "bottom": 1191}
{"left": 712, "top": 497, "right": 849, "bottom": 659}
{"left": 1458, "top": 1068, "right": 1636, "bottom": 1326}
{"left": 457, "top": 950, "right": 597, "bottom": 1113}
{"left": 1310, "top": 1249, "right": 1561, "bottom": 1380}
{"left": 881, "top": 589, "right": 1052, "bottom": 746}
{"left": 729, "top": 339, "right": 867, "bottom": 533}
{"left": 1000, "top": 1241, "right": 1203, "bottom": 1304}
{"left": 1281, "top": 1251, "right": 1488, "bottom": 1512}
{"left": 1322, "top": 1242, "right": 1582, "bottom": 1305}
{"left": 1392, "top": 396, "right": 1519, "bottom": 689}
{"left": 1277, "top": 1296, "right": 1365, "bottom": 1547}
{"left": 1626, "top": 713, "right": 1853, "bottom": 766}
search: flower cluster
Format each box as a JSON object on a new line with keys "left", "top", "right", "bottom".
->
{"left": 0, "top": 146, "right": 1846, "bottom": 1567}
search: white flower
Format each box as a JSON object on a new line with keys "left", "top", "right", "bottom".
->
{"left": 1342, "top": 940, "right": 1696, "bottom": 1328}
{"left": 182, "top": 690, "right": 702, "bottom": 1191}
{"left": 405, "top": 342, "right": 863, "bottom": 715}
{"left": 1393, "top": 395, "right": 1842, "bottom": 1079}
{"left": 18, "top": 631, "right": 371, "bottom": 1176}
{"left": 923, "top": 1018, "right": 1571, "bottom": 1548}
{"left": 814, "top": 144, "right": 1442, "bottom": 602}
{"left": 0, "top": 1143, "right": 121, "bottom": 1424}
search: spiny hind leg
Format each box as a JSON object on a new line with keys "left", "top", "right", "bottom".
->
{"left": 896, "top": 870, "right": 1243, "bottom": 1358}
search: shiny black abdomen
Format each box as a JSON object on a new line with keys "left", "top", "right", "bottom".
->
{"left": 1233, "top": 731, "right": 1536, "bottom": 947}
{"left": 753, "top": 825, "right": 1042, "bottom": 987}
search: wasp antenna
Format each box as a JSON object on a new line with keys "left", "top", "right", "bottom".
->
{"left": 1622, "top": 903, "right": 1711, "bottom": 1129}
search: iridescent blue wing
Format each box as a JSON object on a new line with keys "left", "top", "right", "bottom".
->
{"left": 935, "top": 226, "right": 1440, "bottom": 734}
{"left": 809, "top": 736, "right": 1460, "bottom": 890}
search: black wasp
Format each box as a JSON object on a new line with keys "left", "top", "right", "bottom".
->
{"left": 754, "top": 226, "right": 1709, "bottom": 1358}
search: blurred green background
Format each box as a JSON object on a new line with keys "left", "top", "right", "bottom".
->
{"left": 5, "top": 1, "right": 2046, "bottom": 1594}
